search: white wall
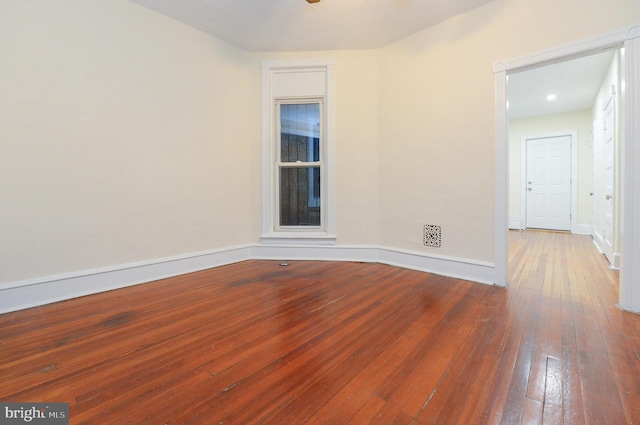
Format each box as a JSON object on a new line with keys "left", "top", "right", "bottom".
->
{"left": 0, "top": 0, "right": 255, "bottom": 284}
{"left": 508, "top": 110, "right": 593, "bottom": 230}
{"left": 377, "top": 0, "right": 640, "bottom": 263}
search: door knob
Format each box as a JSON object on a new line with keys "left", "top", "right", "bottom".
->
{"left": 528, "top": 188, "right": 532, "bottom": 191}
{"left": 606, "top": 194, "right": 612, "bottom": 200}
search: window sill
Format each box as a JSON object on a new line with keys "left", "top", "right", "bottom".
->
{"left": 260, "top": 233, "right": 337, "bottom": 245}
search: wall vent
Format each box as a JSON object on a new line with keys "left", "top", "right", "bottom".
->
{"left": 423, "top": 225, "right": 442, "bottom": 248}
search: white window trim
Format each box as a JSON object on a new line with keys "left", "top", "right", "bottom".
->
{"left": 261, "top": 58, "right": 336, "bottom": 245}
{"left": 275, "top": 98, "right": 325, "bottom": 233}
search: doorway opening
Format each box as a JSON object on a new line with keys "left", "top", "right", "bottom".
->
{"left": 505, "top": 50, "right": 621, "bottom": 299}
{"left": 494, "top": 25, "right": 640, "bottom": 312}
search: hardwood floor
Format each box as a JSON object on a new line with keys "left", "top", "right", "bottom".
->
{"left": 1, "top": 230, "right": 639, "bottom": 424}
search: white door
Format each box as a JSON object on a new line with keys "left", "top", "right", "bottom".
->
{"left": 602, "top": 96, "right": 615, "bottom": 263}
{"left": 526, "top": 135, "right": 571, "bottom": 231}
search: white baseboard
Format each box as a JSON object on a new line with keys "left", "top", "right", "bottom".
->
{"left": 0, "top": 245, "right": 252, "bottom": 314}
{"left": 511, "top": 221, "right": 591, "bottom": 234}
{"left": 573, "top": 224, "right": 592, "bottom": 235}
{"left": 376, "top": 247, "right": 496, "bottom": 285}
{"left": 509, "top": 219, "right": 522, "bottom": 230}
{"left": 612, "top": 253, "right": 621, "bottom": 270}
{"left": 592, "top": 231, "right": 621, "bottom": 270}
{"left": 252, "top": 244, "right": 497, "bottom": 285}
{"left": 251, "top": 244, "right": 378, "bottom": 263}
{"left": 1, "top": 244, "right": 498, "bottom": 314}
{"left": 593, "top": 231, "right": 605, "bottom": 254}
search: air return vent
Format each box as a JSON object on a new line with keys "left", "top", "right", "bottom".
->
{"left": 423, "top": 225, "right": 442, "bottom": 248}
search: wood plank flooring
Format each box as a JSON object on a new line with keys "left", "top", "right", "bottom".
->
{"left": 1, "top": 230, "right": 639, "bottom": 424}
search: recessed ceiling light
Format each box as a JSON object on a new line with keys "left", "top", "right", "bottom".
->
{"left": 547, "top": 94, "right": 557, "bottom": 101}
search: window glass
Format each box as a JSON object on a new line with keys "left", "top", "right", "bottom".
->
{"left": 278, "top": 102, "right": 322, "bottom": 228}
{"left": 280, "top": 103, "right": 320, "bottom": 163}
{"left": 279, "top": 168, "right": 321, "bottom": 226}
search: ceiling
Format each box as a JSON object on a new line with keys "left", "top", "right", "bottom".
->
{"left": 129, "top": 0, "right": 495, "bottom": 52}
{"left": 128, "top": 0, "right": 616, "bottom": 120}
{"left": 508, "top": 50, "right": 616, "bottom": 120}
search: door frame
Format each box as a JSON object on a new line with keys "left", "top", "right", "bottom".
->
{"left": 520, "top": 132, "right": 577, "bottom": 232}
{"left": 494, "top": 24, "right": 640, "bottom": 313}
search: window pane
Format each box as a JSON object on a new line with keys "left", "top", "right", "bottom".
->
{"left": 280, "top": 103, "right": 320, "bottom": 163}
{"left": 280, "top": 167, "right": 321, "bottom": 226}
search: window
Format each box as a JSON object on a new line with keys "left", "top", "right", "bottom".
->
{"left": 277, "top": 100, "right": 323, "bottom": 229}
{"left": 261, "top": 59, "right": 335, "bottom": 244}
